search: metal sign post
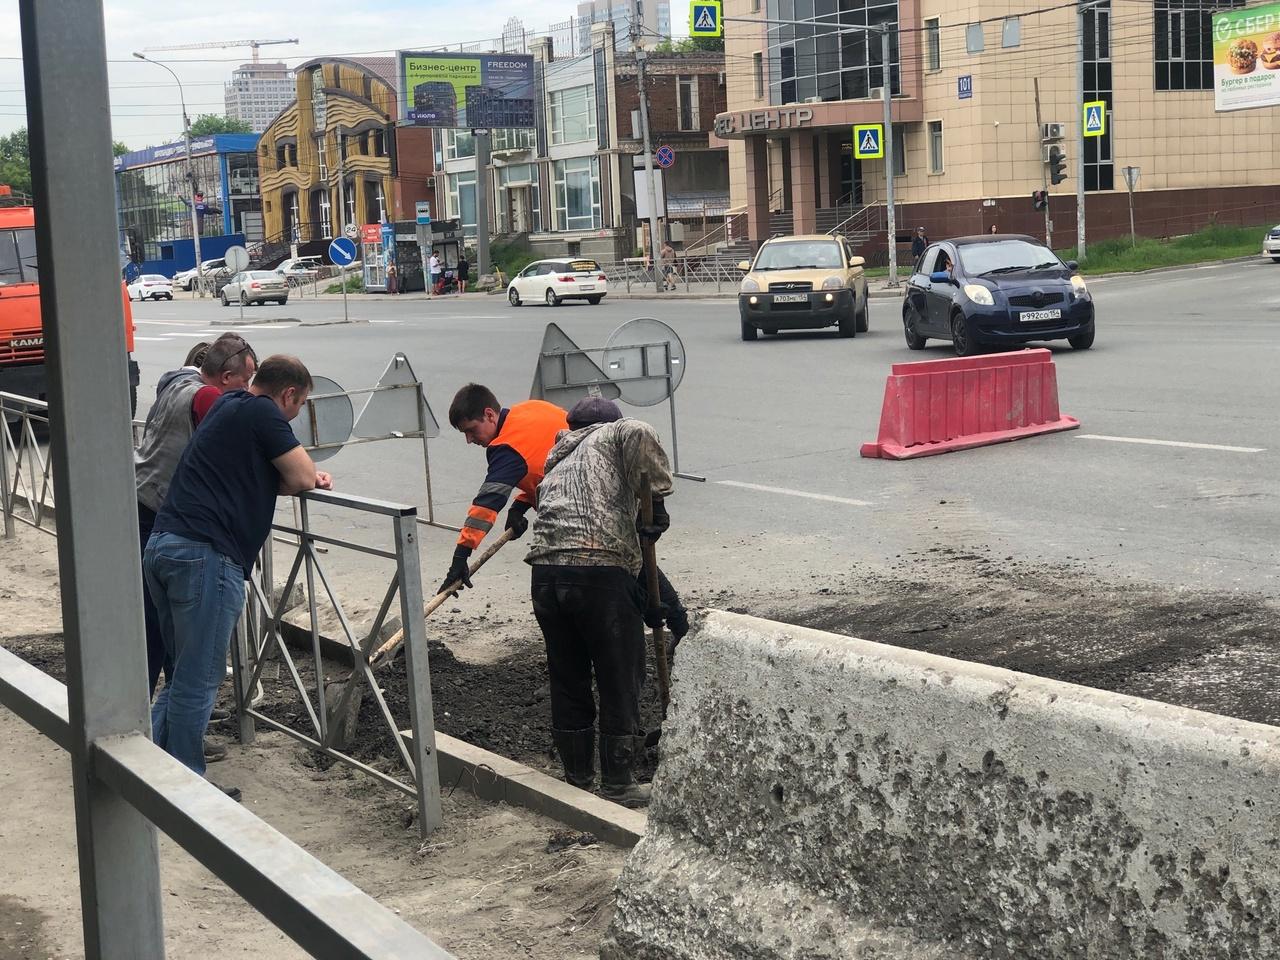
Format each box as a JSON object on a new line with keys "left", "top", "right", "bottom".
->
{"left": 1122, "top": 166, "right": 1141, "bottom": 247}
{"left": 225, "top": 243, "right": 250, "bottom": 323}
{"left": 328, "top": 236, "right": 357, "bottom": 323}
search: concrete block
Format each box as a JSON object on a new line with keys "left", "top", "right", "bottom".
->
{"left": 602, "top": 611, "right": 1280, "bottom": 960}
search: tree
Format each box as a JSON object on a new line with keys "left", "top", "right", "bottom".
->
{"left": 113, "top": 141, "right": 130, "bottom": 157}
{"left": 187, "top": 114, "right": 252, "bottom": 136}
{"left": 0, "top": 127, "right": 31, "bottom": 196}
{"left": 652, "top": 36, "right": 724, "bottom": 53}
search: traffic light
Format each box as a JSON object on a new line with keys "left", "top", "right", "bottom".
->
{"left": 1032, "top": 190, "right": 1048, "bottom": 211}
{"left": 1048, "top": 146, "right": 1068, "bottom": 185}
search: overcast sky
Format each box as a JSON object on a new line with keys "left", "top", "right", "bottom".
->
{"left": 0, "top": 0, "right": 638, "bottom": 149}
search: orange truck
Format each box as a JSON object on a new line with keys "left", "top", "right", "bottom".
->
{"left": 0, "top": 184, "right": 139, "bottom": 415}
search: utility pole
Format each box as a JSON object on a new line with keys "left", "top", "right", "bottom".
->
{"left": 335, "top": 132, "right": 346, "bottom": 239}
{"left": 634, "top": 30, "right": 664, "bottom": 293}
{"left": 1033, "top": 77, "right": 1052, "bottom": 247}
{"left": 133, "top": 52, "right": 204, "bottom": 296}
{"left": 475, "top": 128, "right": 491, "bottom": 278}
{"left": 880, "top": 25, "right": 897, "bottom": 287}
{"left": 1076, "top": 0, "right": 1087, "bottom": 259}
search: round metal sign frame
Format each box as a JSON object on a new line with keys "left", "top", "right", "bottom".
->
{"left": 655, "top": 144, "right": 675, "bottom": 169}
{"left": 328, "top": 236, "right": 358, "bottom": 267}
{"left": 223, "top": 244, "right": 250, "bottom": 273}
{"left": 291, "top": 375, "right": 354, "bottom": 463}
{"left": 602, "top": 317, "right": 686, "bottom": 407}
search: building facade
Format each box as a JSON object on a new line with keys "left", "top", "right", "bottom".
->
{"left": 433, "top": 24, "right": 728, "bottom": 260}
{"left": 576, "top": 0, "right": 673, "bottom": 52}
{"left": 256, "top": 57, "right": 436, "bottom": 261}
{"left": 224, "top": 62, "right": 297, "bottom": 133}
{"left": 720, "top": 0, "right": 1280, "bottom": 255}
{"left": 114, "top": 133, "right": 261, "bottom": 275}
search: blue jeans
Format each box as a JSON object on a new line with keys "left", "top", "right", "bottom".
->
{"left": 143, "top": 532, "right": 244, "bottom": 775}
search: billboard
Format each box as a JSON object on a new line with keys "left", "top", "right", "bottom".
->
{"left": 397, "top": 51, "right": 536, "bottom": 128}
{"left": 1213, "top": 3, "right": 1280, "bottom": 111}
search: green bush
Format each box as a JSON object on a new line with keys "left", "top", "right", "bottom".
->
{"left": 489, "top": 240, "right": 536, "bottom": 282}
{"left": 1056, "top": 222, "right": 1267, "bottom": 274}
{"left": 324, "top": 274, "right": 364, "bottom": 294}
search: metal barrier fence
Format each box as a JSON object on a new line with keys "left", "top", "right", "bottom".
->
{"left": 597, "top": 254, "right": 745, "bottom": 294}
{"left": 1, "top": 391, "right": 54, "bottom": 538}
{"left": 232, "top": 491, "right": 443, "bottom": 837}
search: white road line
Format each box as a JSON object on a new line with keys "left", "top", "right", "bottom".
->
{"left": 368, "top": 319, "right": 403, "bottom": 324}
{"left": 716, "top": 480, "right": 873, "bottom": 506}
{"left": 1077, "top": 434, "right": 1265, "bottom": 454}
{"left": 134, "top": 336, "right": 169, "bottom": 341}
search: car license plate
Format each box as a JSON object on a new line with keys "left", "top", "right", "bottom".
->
{"left": 580, "top": 284, "right": 595, "bottom": 291}
{"left": 773, "top": 293, "right": 808, "bottom": 303}
{"left": 1020, "top": 308, "right": 1062, "bottom": 322}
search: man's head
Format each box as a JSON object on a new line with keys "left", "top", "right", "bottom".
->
{"left": 448, "top": 383, "right": 502, "bottom": 446}
{"left": 200, "top": 334, "right": 257, "bottom": 392}
{"left": 567, "top": 396, "right": 622, "bottom": 430}
{"left": 250, "top": 355, "right": 313, "bottom": 421}
{"left": 916, "top": 226, "right": 926, "bottom": 236}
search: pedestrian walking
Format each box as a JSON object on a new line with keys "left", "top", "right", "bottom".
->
{"left": 457, "top": 252, "right": 470, "bottom": 294}
{"left": 429, "top": 250, "right": 442, "bottom": 294}
{"left": 524, "top": 397, "right": 674, "bottom": 808}
{"left": 660, "top": 241, "right": 678, "bottom": 291}
{"left": 911, "top": 226, "right": 929, "bottom": 260}
{"left": 135, "top": 334, "right": 257, "bottom": 701}
{"left": 144, "top": 355, "right": 330, "bottom": 800}
{"left": 386, "top": 262, "right": 399, "bottom": 295}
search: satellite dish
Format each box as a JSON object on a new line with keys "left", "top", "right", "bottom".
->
{"left": 602, "top": 318, "right": 686, "bottom": 407}
{"left": 291, "top": 376, "right": 354, "bottom": 463}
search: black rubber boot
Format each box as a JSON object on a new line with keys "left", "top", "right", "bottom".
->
{"left": 552, "top": 727, "right": 596, "bottom": 790}
{"left": 599, "top": 734, "right": 652, "bottom": 808}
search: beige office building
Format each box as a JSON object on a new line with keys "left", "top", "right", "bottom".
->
{"left": 719, "top": 0, "right": 1280, "bottom": 255}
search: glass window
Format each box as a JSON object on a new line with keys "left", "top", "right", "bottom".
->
{"left": 445, "top": 129, "right": 476, "bottom": 160}
{"left": 448, "top": 170, "right": 477, "bottom": 236}
{"left": 317, "top": 136, "right": 328, "bottom": 178}
{"left": 550, "top": 85, "right": 597, "bottom": 144}
{"left": 966, "top": 23, "right": 984, "bottom": 53}
{"left": 892, "top": 125, "right": 906, "bottom": 177}
{"left": 1154, "top": 0, "right": 1240, "bottom": 90}
{"left": 0, "top": 230, "right": 22, "bottom": 283}
{"left": 767, "top": 0, "right": 900, "bottom": 104}
{"left": 754, "top": 240, "right": 844, "bottom": 270}
{"left": 310, "top": 66, "right": 326, "bottom": 128}
{"left": 1083, "top": 0, "right": 1113, "bottom": 191}
{"left": 925, "top": 18, "right": 940, "bottom": 71}
{"left": 491, "top": 128, "right": 537, "bottom": 152}
{"left": 552, "top": 156, "right": 601, "bottom": 231}
{"left": 928, "top": 120, "right": 943, "bottom": 174}
{"left": 1002, "top": 17, "right": 1021, "bottom": 48}
{"left": 678, "top": 76, "right": 699, "bottom": 131}
{"left": 753, "top": 52, "right": 765, "bottom": 98}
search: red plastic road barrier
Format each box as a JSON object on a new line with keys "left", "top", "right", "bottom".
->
{"left": 860, "top": 349, "right": 1078, "bottom": 460}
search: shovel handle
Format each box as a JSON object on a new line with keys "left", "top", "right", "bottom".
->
{"left": 368, "top": 529, "right": 515, "bottom": 667}
{"left": 640, "top": 474, "right": 671, "bottom": 714}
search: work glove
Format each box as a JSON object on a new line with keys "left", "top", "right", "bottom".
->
{"left": 437, "top": 553, "right": 473, "bottom": 598}
{"left": 505, "top": 501, "right": 531, "bottom": 540}
{"left": 636, "top": 497, "right": 670, "bottom": 545}
{"left": 643, "top": 601, "right": 668, "bottom": 631}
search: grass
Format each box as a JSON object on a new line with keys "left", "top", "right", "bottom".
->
{"left": 324, "top": 274, "right": 364, "bottom": 294}
{"left": 1056, "top": 222, "right": 1269, "bottom": 275}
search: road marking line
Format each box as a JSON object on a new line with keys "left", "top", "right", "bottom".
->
{"left": 1077, "top": 434, "right": 1265, "bottom": 454}
{"left": 716, "top": 480, "right": 873, "bottom": 506}
{"left": 134, "top": 336, "right": 169, "bottom": 341}
{"left": 369, "top": 319, "right": 403, "bottom": 324}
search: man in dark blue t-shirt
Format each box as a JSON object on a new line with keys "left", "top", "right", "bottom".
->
{"left": 145, "top": 355, "right": 331, "bottom": 796}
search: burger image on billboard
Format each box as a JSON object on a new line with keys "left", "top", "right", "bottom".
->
{"left": 1261, "top": 32, "right": 1280, "bottom": 68}
{"left": 1229, "top": 38, "right": 1258, "bottom": 74}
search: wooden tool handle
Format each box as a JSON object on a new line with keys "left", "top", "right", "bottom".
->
{"left": 368, "top": 529, "right": 515, "bottom": 667}
{"left": 640, "top": 474, "right": 671, "bottom": 714}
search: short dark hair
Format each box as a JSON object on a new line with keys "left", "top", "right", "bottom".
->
{"left": 449, "top": 383, "right": 500, "bottom": 428}
{"left": 253, "top": 355, "right": 313, "bottom": 397}
{"left": 201, "top": 334, "right": 256, "bottom": 379}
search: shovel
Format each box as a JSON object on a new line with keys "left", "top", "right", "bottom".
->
{"left": 640, "top": 474, "right": 671, "bottom": 717}
{"left": 322, "top": 530, "right": 514, "bottom": 751}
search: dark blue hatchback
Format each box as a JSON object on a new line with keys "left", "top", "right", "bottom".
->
{"left": 902, "top": 235, "right": 1095, "bottom": 356}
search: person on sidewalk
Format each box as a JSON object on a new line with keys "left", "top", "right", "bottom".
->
{"left": 457, "top": 252, "right": 469, "bottom": 294}
{"left": 911, "top": 226, "right": 929, "bottom": 261}
{"left": 524, "top": 397, "right": 674, "bottom": 809}
{"left": 429, "top": 250, "right": 442, "bottom": 294}
{"left": 437, "top": 384, "right": 568, "bottom": 597}
{"left": 386, "top": 262, "right": 399, "bottom": 295}
{"left": 135, "top": 334, "right": 257, "bottom": 699}
{"left": 144, "top": 355, "right": 330, "bottom": 800}
{"left": 660, "top": 241, "right": 678, "bottom": 291}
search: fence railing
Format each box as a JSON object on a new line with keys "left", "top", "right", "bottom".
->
{"left": 1, "top": 392, "right": 54, "bottom": 539}
{"left": 598, "top": 254, "right": 745, "bottom": 294}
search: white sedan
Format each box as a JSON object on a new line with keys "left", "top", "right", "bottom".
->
{"left": 507, "top": 258, "right": 608, "bottom": 307}
{"left": 127, "top": 274, "right": 174, "bottom": 301}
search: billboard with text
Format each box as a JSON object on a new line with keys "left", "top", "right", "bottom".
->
{"left": 1214, "top": 3, "right": 1280, "bottom": 111}
{"left": 397, "top": 51, "right": 536, "bottom": 129}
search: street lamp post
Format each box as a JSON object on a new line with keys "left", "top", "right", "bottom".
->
{"left": 132, "top": 52, "right": 204, "bottom": 297}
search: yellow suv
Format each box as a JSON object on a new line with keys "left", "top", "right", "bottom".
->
{"left": 737, "top": 234, "right": 868, "bottom": 341}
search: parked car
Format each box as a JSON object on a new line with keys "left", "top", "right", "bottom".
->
{"left": 220, "top": 270, "right": 289, "bottom": 306}
{"left": 126, "top": 274, "right": 173, "bottom": 301}
{"left": 171, "top": 257, "right": 228, "bottom": 291}
{"left": 275, "top": 256, "right": 323, "bottom": 283}
{"left": 737, "top": 234, "right": 868, "bottom": 341}
{"left": 902, "top": 235, "right": 1095, "bottom": 356}
{"left": 507, "top": 258, "right": 608, "bottom": 306}
{"left": 1263, "top": 225, "right": 1280, "bottom": 262}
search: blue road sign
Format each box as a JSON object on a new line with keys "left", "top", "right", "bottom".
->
{"left": 328, "top": 236, "right": 358, "bottom": 267}
{"left": 655, "top": 144, "right": 676, "bottom": 168}
{"left": 1083, "top": 101, "right": 1106, "bottom": 138}
{"left": 853, "top": 123, "right": 883, "bottom": 160}
{"left": 958, "top": 75, "right": 973, "bottom": 100}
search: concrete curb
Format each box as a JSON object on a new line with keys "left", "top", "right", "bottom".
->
{"left": 299, "top": 317, "right": 369, "bottom": 327}
{"left": 401, "top": 729, "right": 646, "bottom": 848}
{"left": 210, "top": 317, "right": 301, "bottom": 327}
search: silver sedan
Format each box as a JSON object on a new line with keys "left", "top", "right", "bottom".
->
{"left": 220, "top": 270, "right": 289, "bottom": 306}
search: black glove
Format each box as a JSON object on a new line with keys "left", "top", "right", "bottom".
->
{"left": 437, "top": 552, "right": 472, "bottom": 598}
{"left": 505, "top": 501, "right": 531, "bottom": 540}
{"left": 636, "top": 496, "right": 670, "bottom": 544}
{"left": 643, "top": 601, "right": 668, "bottom": 630}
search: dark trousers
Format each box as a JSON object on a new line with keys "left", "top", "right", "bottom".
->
{"left": 137, "top": 502, "right": 173, "bottom": 695}
{"left": 530, "top": 565, "right": 646, "bottom": 737}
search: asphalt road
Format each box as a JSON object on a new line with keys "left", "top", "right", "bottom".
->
{"left": 130, "top": 257, "right": 1280, "bottom": 599}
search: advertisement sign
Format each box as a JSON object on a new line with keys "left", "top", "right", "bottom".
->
{"left": 361, "top": 223, "right": 382, "bottom": 244}
{"left": 1213, "top": 2, "right": 1280, "bottom": 111}
{"left": 397, "top": 51, "right": 535, "bottom": 128}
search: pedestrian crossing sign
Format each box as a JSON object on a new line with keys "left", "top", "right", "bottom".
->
{"left": 1083, "top": 100, "right": 1106, "bottom": 138}
{"left": 690, "top": 0, "right": 722, "bottom": 37}
{"left": 853, "top": 123, "right": 884, "bottom": 160}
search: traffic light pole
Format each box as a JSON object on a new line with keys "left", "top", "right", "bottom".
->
{"left": 1033, "top": 77, "right": 1051, "bottom": 248}
{"left": 1076, "top": 0, "right": 1087, "bottom": 259}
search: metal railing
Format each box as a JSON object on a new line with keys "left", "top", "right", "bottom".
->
{"left": 1, "top": 392, "right": 54, "bottom": 538}
{"left": 233, "top": 490, "right": 443, "bottom": 837}
{"left": 598, "top": 254, "right": 745, "bottom": 294}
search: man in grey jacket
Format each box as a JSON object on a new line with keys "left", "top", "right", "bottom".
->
{"left": 526, "top": 398, "right": 673, "bottom": 807}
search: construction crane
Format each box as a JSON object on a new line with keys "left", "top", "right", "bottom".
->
{"left": 142, "top": 38, "right": 300, "bottom": 64}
